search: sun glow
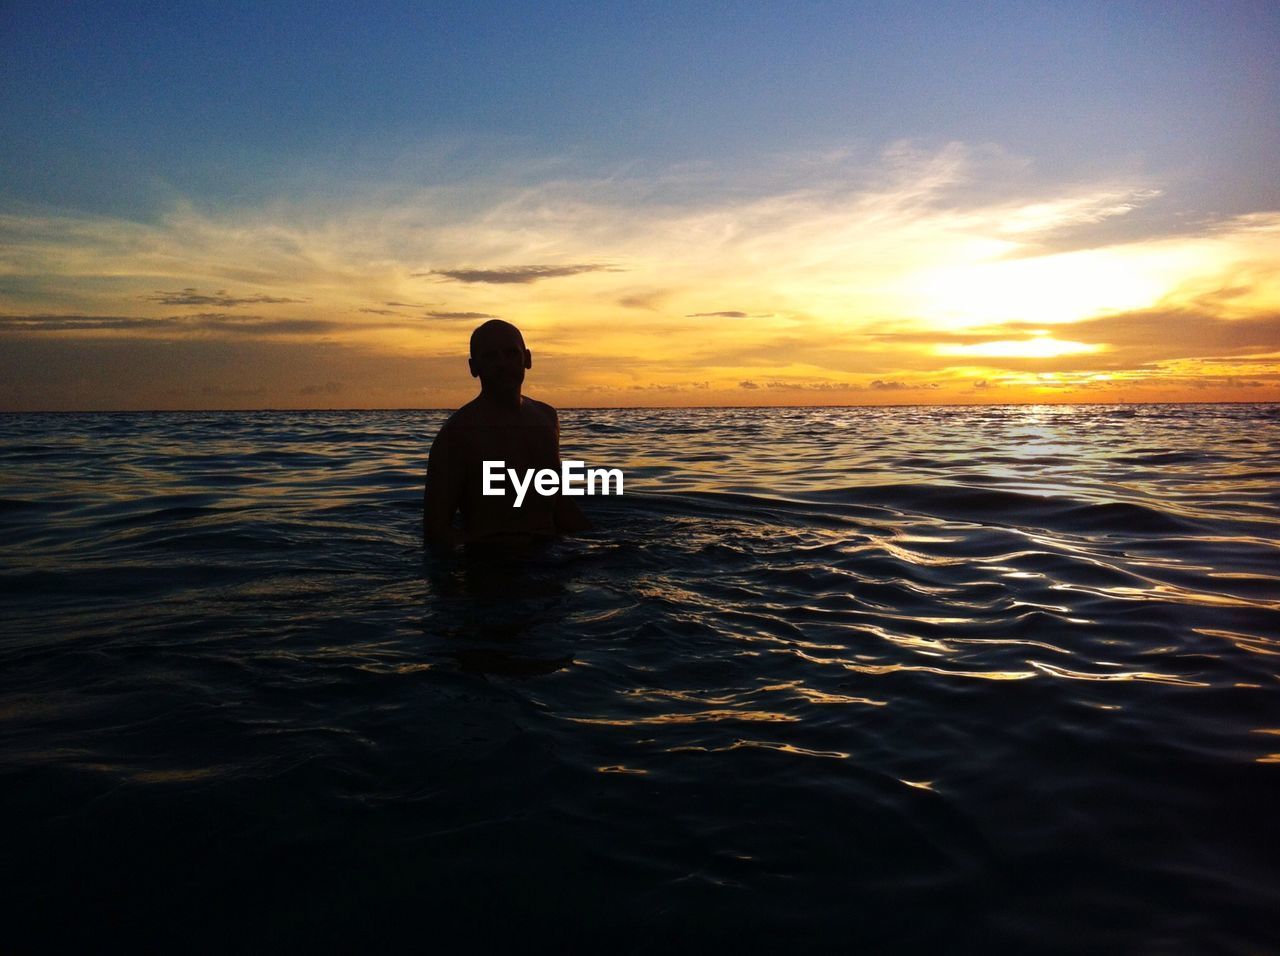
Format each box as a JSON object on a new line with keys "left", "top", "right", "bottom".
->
{"left": 906, "top": 246, "right": 1190, "bottom": 328}
{"left": 937, "top": 337, "right": 1105, "bottom": 359}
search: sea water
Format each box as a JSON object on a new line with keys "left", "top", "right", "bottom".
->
{"left": 2, "top": 404, "right": 1278, "bottom": 951}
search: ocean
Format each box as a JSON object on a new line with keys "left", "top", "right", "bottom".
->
{"left": 2, "top": 403, "right": 1278, "bottom": 952}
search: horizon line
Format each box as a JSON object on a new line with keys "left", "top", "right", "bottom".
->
{"left": 2, "top": 398, "right": 1277, "bottom": 415}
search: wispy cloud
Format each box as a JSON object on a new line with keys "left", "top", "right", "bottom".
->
{"left": 0, "top": 313, "right": 156, "bottom": 332}
{"left": 0, "top": 311, "right": 412, "bottom": 338}
{"left": 422, "top": 264, "right": 616, "bottom": 284}
{"left": 181, "top": 316, "right": 338, "bottom": 335}
{"left": 424, "top": 311, "right": 498, "bottom": 320}
{"left": 144, "top": 288, "right": 305, "bottom": 307}
{"left": 618, "top": 290, "right": 672, "bottom": 311}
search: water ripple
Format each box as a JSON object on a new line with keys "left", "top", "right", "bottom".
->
{"left": 1, "top": 404, "right": 1278, "bottom": 950}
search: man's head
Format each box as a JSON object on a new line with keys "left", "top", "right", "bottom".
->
{"left": 469, "top": 319, "right": 531, "bottom": 397}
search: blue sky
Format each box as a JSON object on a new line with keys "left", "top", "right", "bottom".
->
{"left": 6, "top": 1, "right": 1275, "bottom": 214}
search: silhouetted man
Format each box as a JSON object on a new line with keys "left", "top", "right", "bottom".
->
{"left": 423, "top": 319, "right": 591, "bottom": 555}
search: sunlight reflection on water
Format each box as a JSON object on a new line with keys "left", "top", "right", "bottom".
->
{"left": 1, "top": 403, "right": 1278, "bottom": 950}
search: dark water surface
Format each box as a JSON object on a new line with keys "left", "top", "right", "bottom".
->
{"left": 2, "top": 404, "right": 1278, "bottom": 952}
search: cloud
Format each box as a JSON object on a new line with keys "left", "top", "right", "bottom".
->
{"left": 760, "top": 380, "right": 862, "bottom": 391}
{"left": 359, "top": 307, "right": 400, "bottom": 315}
{"left": 859, "top": 301, "right": 1280, "bottom": 376}
{"left": 738, "top": 380, "right": 759, "bottom": 389}
{"left": 423, "top": 264, "right": 616, "bottom": 284}
{"left": 921, "top": 308, "right": 1280, "bottom": 375}
{"left": 184, "top": 317, "right": 338, "bottom": 334}
{"left": 870, "top": 379, "right": 940, "bottom": 390}
{"left": 0, "top": 311, "right": 381, "bottom": 338}
{"left": 617, "top": 289, "right": 672, "bottom": 310}
{"left": 626, "top": 381, "right": 712, "bottom": 391}
{"left": 1036, "top": 307, "right": 1280, "bottom": 359}
{"left": 0, "top": 313, "right": 157, "bottom": 332}
{"left": 424, "top": 311, "right": 498, "bottom": 320}
{"left": 687, "top": 311, "right": 748, "bottom": 318}
{"left": 144, "top": 288, "right": 305, "bottom": 307}
{"left": 1185, "top": 376, "right": 1267, "bottom": 389}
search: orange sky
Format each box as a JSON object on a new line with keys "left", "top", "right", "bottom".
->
{"left": 3, "top": 142, "right": 1277, "bottom": 410}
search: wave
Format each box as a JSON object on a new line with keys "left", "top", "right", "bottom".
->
{"left": 1, "top": 404, "right": 1278, "bottom": 950}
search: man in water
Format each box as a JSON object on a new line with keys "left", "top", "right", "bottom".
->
{"left": 423, "top": 319, "right": 591, "bottom": 555}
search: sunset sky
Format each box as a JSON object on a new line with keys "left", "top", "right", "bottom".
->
{"left": 2, "top": 1, "right": 1278, "bottom": 410}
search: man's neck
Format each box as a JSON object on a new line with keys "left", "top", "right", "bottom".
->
{"left": 478, "top": 388, "right": 523, "bottom": 413}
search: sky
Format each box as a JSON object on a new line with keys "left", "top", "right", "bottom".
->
{"left": 2, "top": 0, "right": 1278, "bottom": 410}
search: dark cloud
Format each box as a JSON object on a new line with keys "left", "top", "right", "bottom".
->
{"left": 870, "top": 379, "right": 939, "bottom": 390}
{"left": 687, "top": 311, "right": 749, "bottom": 318}
{"left": 0, "top": 313, "right": 156, "bottom": 332}
{"left": 1058, "top": 372, "right": 1277, "bottom": 392}
{"left": 617, "top": 290, "right": 670, "bottom": 310}
{"left": 423, "top": 264, "right": 616, "bottom": 284}
{"left": 385, "top": 301, "right": 426, "bottom": 308}
{"left": 1207, "top": 355, "right": 1280, "bottom": 365}
{"left": 738, "top": 377, "right": 941, "bottom": 393}
{"left": 1, "top": 312, "right": 357, "bottom": 338}
{"left": 144, "top": 288, "right": 305, "bottom": 307}
{"left": 760, "top": 380, "right": 862, "bottom": 391}
{"left": 190, "top": 318, "right": 337, "bottom": 334}
{"left": 868, "top": 305, "right": 1280, "bottom": 375}
{"left": 178, "top": 312, "right": 247, "bottom": 322}
{"left": 424, "top": 311, "right": 498, "bottom": 320}
{"left": 1027, "top": 308, "right": 1280, "bottom": 357}
{"left": 1186, "top": 376, "right": 1268, "bottom": 389}
{"left": 359, "top": 308, "right": 400, "bottom": 315}
{"left": 626, "top": 381, "right": 711, "bottom": 391}
{"left": 167, "top": 313, "right": 342, "bottom": 335}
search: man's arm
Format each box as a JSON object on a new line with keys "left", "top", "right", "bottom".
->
{"left": 423, "top": 425, "right": 464, "bottom": 555}
{"left": 546, "top": 405, "right": 594, "bottom": 533}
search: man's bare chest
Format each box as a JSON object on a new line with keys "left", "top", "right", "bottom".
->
{"left": 456, "top": 422, "right": 557, "bottom": 473}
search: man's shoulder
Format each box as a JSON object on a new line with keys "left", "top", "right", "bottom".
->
{"left": 521, "top": 396, "right": 558, "bottom": 425}
{"left": 430, "top": 405, "right": 474, "bottom": 451}
{"left": 437, "top": 399, "right": 486, "bottom": 432}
